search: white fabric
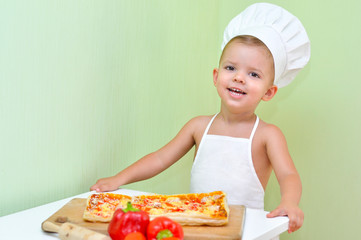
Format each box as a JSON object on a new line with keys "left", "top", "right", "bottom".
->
{"left": 222, "top": 3, "right": 311, "bottom": 88}
{"left": 190, "top": 114, "right": 264, "bottom": 209}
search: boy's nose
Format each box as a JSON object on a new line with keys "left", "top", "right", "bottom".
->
{"left": 233, "top": 73, "right": 245, "bottom": 84}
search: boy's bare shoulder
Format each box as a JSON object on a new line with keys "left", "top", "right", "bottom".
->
{"left": 257, "top": 119, "right": 285, "bottom": 139}
{"left": 186, "top": 115, "right": 214, "bottom": 129}
{"left": 185, "top": 115, "right": 214, "bottom": 137}
{"left": 188, "top": 115, "right": 214, "bottom": 125}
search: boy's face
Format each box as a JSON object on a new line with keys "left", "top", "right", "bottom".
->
{"left": 213, "top": 40, "right": 277, "bottom": 113}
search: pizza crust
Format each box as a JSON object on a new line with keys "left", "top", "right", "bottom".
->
{"left": 149, "top": 212, "right": 229, "bottom": 226}
{"left": 83, "top": 211, "right": 112, "bottom": 223}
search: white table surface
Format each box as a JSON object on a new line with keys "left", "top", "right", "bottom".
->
{"left": 0, "top": 189, "right": 289, "bottom": 240}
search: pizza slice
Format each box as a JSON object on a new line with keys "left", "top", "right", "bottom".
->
{"left": 83, "top": 193, "right": 132, "bottom": 222}
{"left": 132, "top": 191, "right": 229, "bottom": 226}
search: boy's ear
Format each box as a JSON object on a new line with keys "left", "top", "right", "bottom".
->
{"left": 213, "top": 68, "right": 219, "bottom": 86}
{"left": 262, "top": 85, "right": 278, "bottom": 101}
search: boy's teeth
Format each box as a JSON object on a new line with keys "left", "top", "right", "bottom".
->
{"left": 228, "top": 88, "right": 245, "bottom": 95}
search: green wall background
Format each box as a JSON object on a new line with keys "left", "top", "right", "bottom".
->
{"left": 1, "top": 0, "right": 360, "bottom": 239}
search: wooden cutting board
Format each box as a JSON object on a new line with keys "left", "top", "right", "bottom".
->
{"left": 42, "top": 198, "right": 245, "bottom": 240}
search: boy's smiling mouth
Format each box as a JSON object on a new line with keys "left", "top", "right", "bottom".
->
{"left": 227, "top": 87, "right": 246, "bottom": 96}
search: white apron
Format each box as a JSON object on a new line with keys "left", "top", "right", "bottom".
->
{"left": 190, "top": 114, "right": 264, "bottom": 209}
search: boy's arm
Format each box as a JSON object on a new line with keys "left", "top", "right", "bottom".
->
{"left": 264, "top": 125, "right": 304, "bottom": 233}
{"left": 90, "top": 117, "right": 199, "bottom": 192}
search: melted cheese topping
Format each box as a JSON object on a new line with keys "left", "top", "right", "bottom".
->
{"left": 86, "top": 193, "right": 131, "bottom": 218}
{"left": 132, "top": 191, "right": 228, "bottom": 219}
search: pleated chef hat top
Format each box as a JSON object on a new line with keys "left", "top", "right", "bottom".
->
{"left": 222, "top": 3, "right": 311, "bottom": 88}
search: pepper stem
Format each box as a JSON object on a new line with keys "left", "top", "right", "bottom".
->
{"left": 122, "top": 202, "right": 140, "bottom": 213}
{"left": 156, "top": 229, "right": 174, "bottom": 240}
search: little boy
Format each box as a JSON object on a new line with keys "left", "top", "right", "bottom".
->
{"left": 91, "top": 3, "right": 310, "bottom": 233}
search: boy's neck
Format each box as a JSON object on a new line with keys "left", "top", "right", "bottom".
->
{"left": 218, "top": 108, "right": 256, "bottom": 124}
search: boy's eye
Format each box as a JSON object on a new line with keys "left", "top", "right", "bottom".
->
{"left": 225, "top": 66, "right": 235, "bottom": 71}
{"left": 250, "top": 72, "right": 260, "bottom": 78}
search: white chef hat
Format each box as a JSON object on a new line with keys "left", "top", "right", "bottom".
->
{"left": 222, "top": 3, "right": 311, "bottom": 88}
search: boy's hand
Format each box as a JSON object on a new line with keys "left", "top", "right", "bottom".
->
{"left": 266, "top": 203, "right": 304, "bottom": 233}
{"left": 90, "top": 176, "right": 120, "bottom": 192}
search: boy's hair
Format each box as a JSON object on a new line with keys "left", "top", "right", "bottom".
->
{"left": 219, "top": 35, "right": 275, "bottom": 81}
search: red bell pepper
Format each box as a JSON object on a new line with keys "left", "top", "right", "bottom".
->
{"left": 147, "top": 217, "right": 184, "bottom": 240}
{"left": 108, "top": 202, "right": 150, "bottom": 240}
{"left": 124, "top": 232, "right": 146, "bottom": 240}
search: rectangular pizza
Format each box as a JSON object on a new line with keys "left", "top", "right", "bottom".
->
{"left": 83, "top": 191, "right": 229, "bottom": 226}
